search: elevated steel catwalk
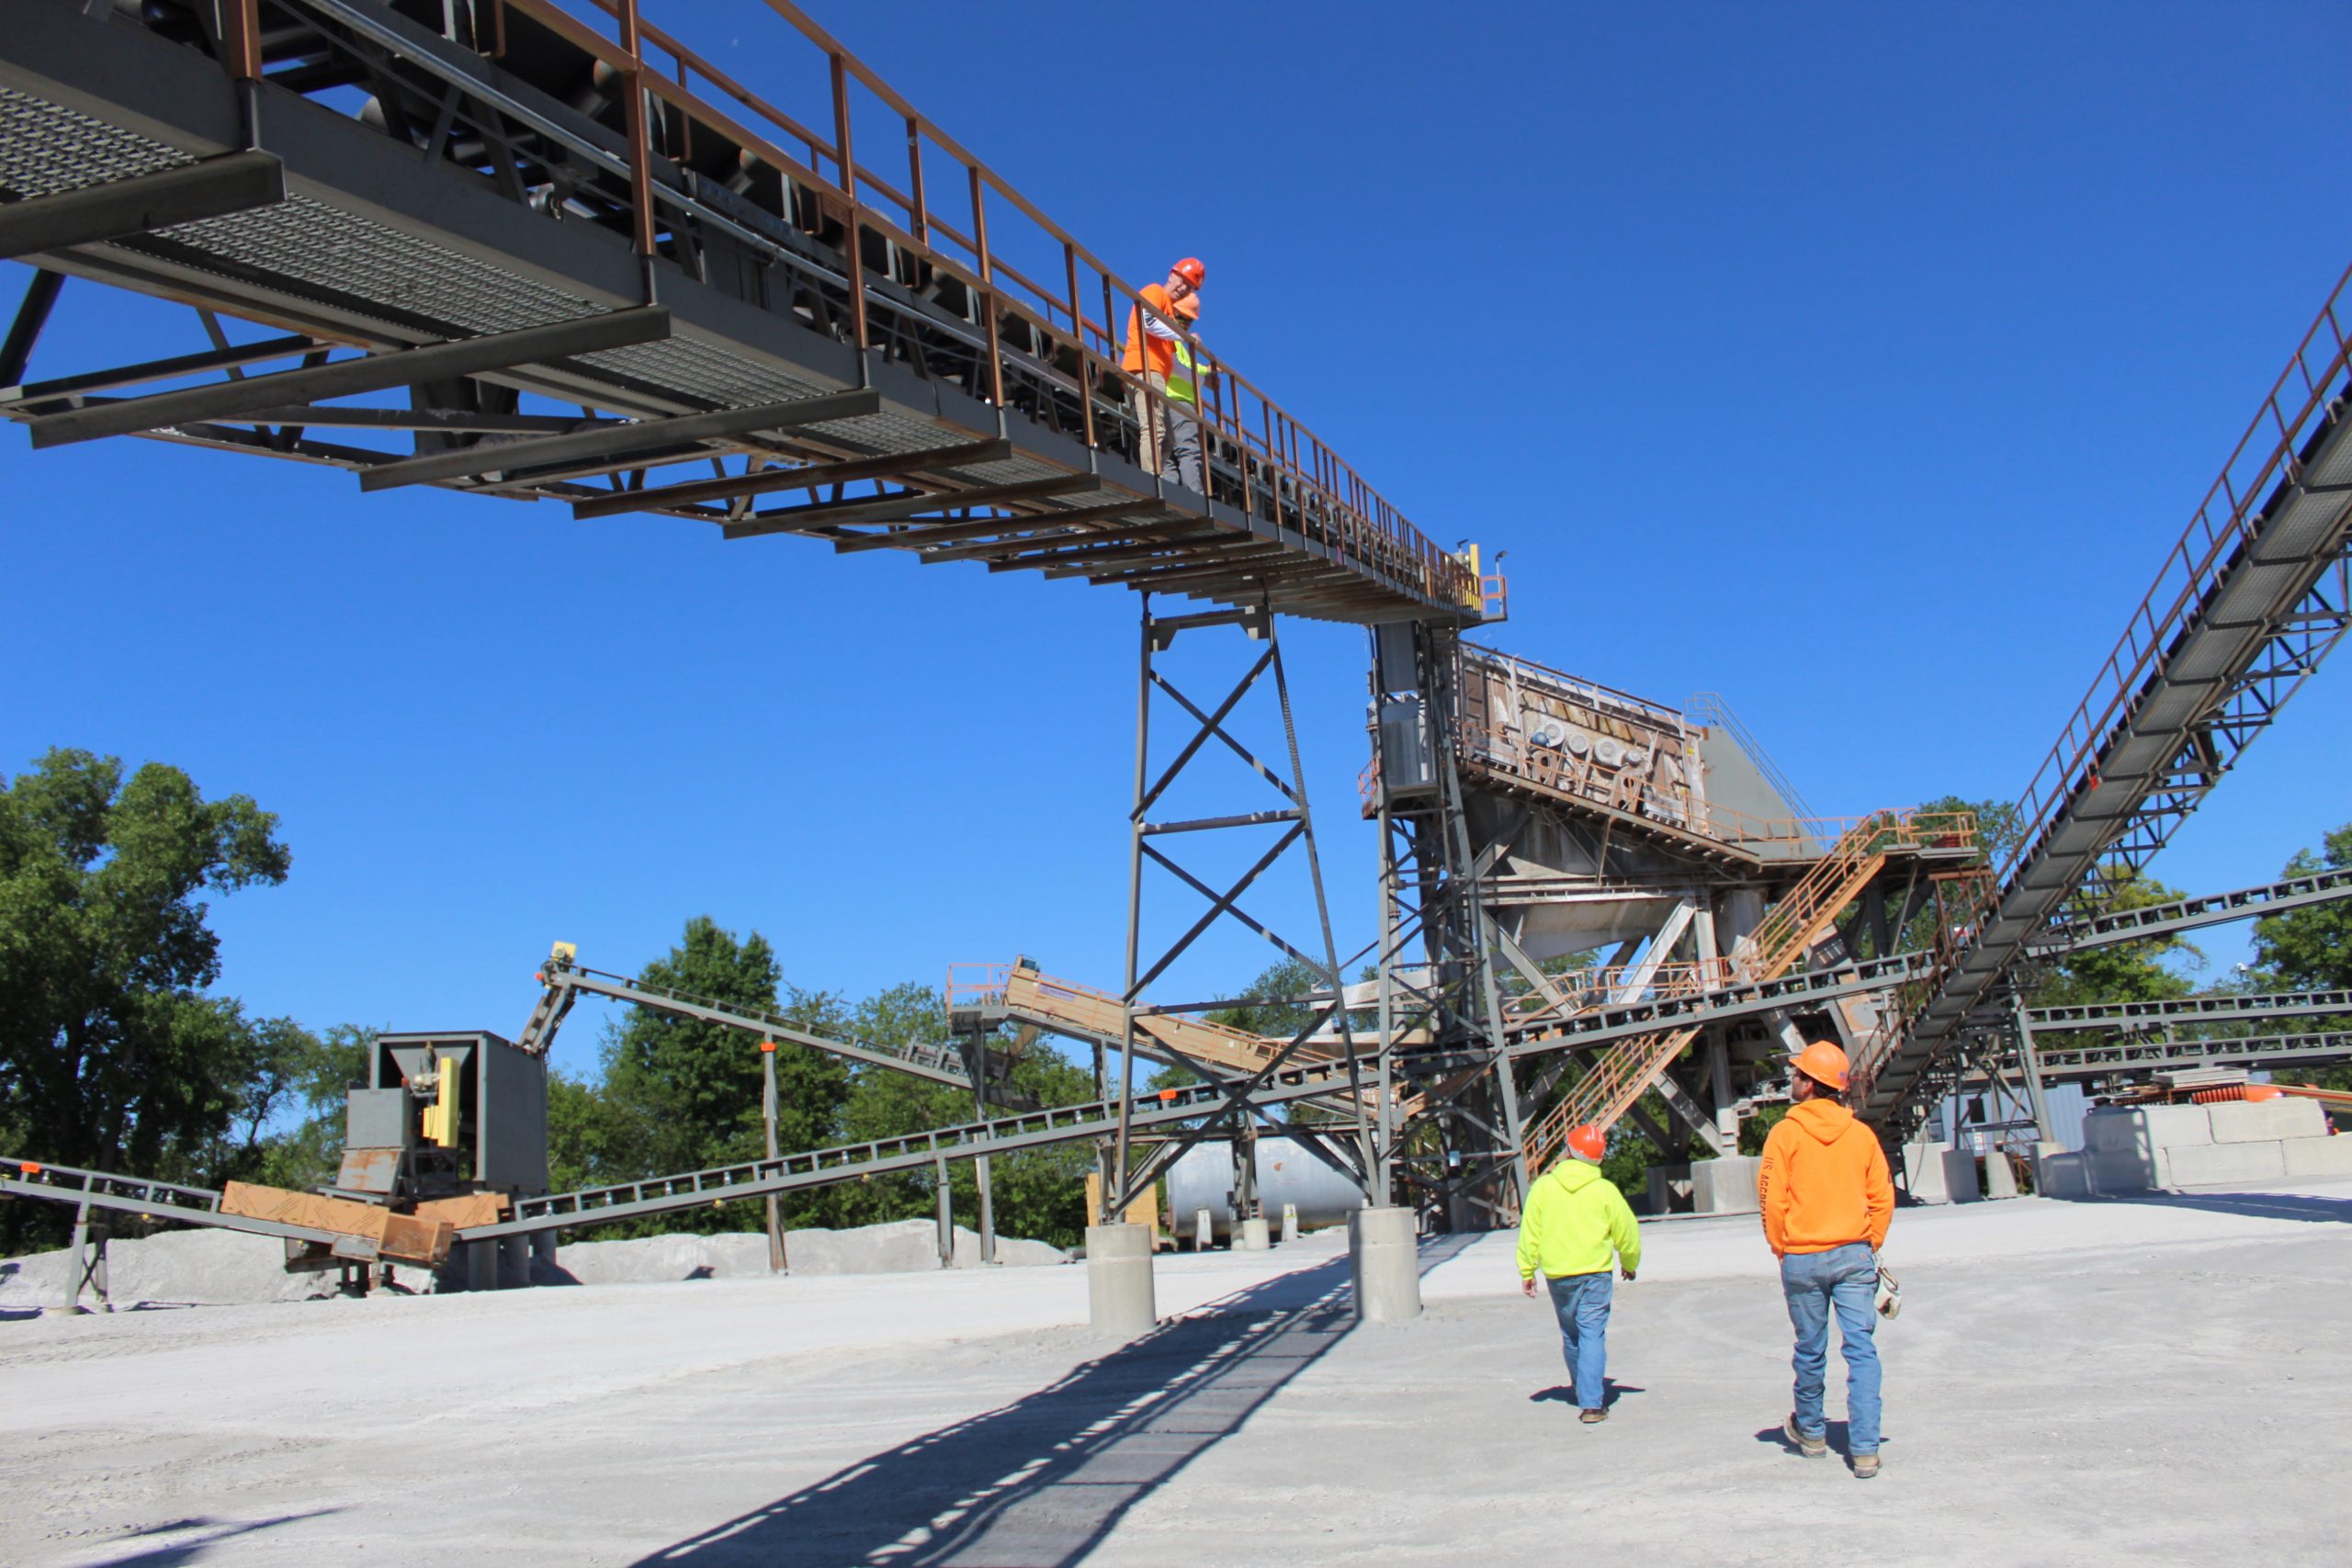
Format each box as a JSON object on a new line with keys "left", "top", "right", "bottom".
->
{"left": 1, "top": 1056, "right": 1358, "bottom": 1247}
{"left": 2027, "top": 867, "right": 2352, "bottom": 956}
{"left": 2007, "top": 1030, "right": 2352, "bottom": 1082}
{"left": 2023, "top": 988, "right": 2352, "bottom": 1036}
{"left": 460, "top": 1057, "right": 1357, "bottom": 1241}
{"left": 0, "top": 0, "right": 1486, "bottom": 624}
{"left": 1861, "top": 264, "right": 2352, "bottom": 1133}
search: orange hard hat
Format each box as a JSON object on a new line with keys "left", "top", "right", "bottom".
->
{"left": 1171, "top": 256, "right": 1204, "bottom": 288}
{"left": 1789, "top": 1041, "right": 1850, "bottom": 1091}
{"left": 1566, "top": 1123, "right": 1606, "bottom": 1163}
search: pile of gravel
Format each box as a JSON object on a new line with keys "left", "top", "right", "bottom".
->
{"left": 0, "top": 1219, "right": 1067, "bottom": 1313}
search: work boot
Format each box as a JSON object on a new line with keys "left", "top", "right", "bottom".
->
{"left": 1579, "top": 1406, "right": 1608, "bottom": 1424}
{"left": 1851, "top": 1452, "right": 1881, "bottom": 1480}
{"left": 1783, "top": 1414, "right": 1826, "bottom": 1458}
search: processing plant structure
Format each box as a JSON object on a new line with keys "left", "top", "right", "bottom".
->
{"left": 3, "top": 0, "right": 2349, "bottom": 1309}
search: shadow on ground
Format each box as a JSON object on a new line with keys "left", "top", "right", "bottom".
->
{"left": 636, "top": 1234, "right": 1472, "bottom": 1566}
{"left": 2055, "top": 1190, "right": 2352, "bottom": 1225}
{"left": 78, "top": 1509, "right": 339, "bottom": 1566}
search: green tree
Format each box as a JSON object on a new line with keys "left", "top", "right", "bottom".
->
{"left": 213, "top": 1021, "right": 372, "bottom": 1190}
{"left": 2252, "top": 823, "right": 2352, "bottom": 990}
{"left": 825, "top": 982, "right": 1101, "bottom": 1247}
{"left": 0, "top": 750, "right": 289, "bottom": 1247}
{"left": 2250, "top": 823, "right": 2352, "bottom": 1090}
{"left": 590, "top": 916, "right": 851, "bottom": 1234}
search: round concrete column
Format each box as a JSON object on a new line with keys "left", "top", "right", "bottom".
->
{"left": 1349, "top": 1206, "right": 1421, "bottom": 1323}
{"left": 1233, "top": 1216, "right": 1271, "bottom": 1251}
{"left": 1086, "top": 1223, "right": 1157, "bottom": 1337}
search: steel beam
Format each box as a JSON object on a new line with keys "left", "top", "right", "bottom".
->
{"left": 845, "top": 501, "right": 1167, "bottom": 556}
{"left": 360, "top": 389, "right": 886, "bottom": 491}
{"left": 0, "top": 268, "right": 65, "bottom": 390}
{"left": 29, "top": 309, "right": 675, "bottom": 448}
{"left": 729, "top": 474, "right": 1093, "bottom": 543}
{"left": 5, "top": 333, "right": 316, "bottom": 405}
{"left": 2023, "top": 988, "right": 2352, "bottom": 1034}
{"left": 0, "top": 152, "right": 286, "bottom": 262}
{"left": 571, "top": 434, "right": 1023, "bottom": 522}
{"left": 2027, "top": 867, "right": 2352, "bottom": 956}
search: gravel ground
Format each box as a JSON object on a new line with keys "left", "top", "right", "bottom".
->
{"left": 3, "top": 1181, "right": 2346, "bottom": 1566}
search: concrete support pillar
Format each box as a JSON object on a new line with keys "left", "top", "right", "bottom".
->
{"left": 1086, "top": 1222, "right": 1157, "bottom": 1337}
{"left": 1281, "top": 1202, "right": 1299, "bottom": 1244}
{"left": 975, "top": 1154, "right": 997, "bottom": 1265}
{"left": 1193, "top": 1207, "right": 1215, "bottom": 1251}
{"left": 1234, "top": 1216, "right": 1271, "bottom": 1250}
{"left": 935, "top": 1156, "right": 955, "bottom": 1268}
{"left": 1349, "top": 1206, "right": 1421, "bottom": 1323}
{"left": 1984, "top": 1148, "right": 2020, "bottom": 1200}
{"left": 1707, "top": 1036, "right": 1736, "bottom": 1145}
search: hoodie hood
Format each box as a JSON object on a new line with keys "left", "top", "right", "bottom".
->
{"left": 1788, "top": 1099, "right": 1858, "bottom": 1145}
{"left": 1544, "top": 1159, "right": 1608, "bottom": 1195}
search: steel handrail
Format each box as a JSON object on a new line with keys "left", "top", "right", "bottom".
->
{"left": 505, "top": 0, "right": 1475, "bottom": 607}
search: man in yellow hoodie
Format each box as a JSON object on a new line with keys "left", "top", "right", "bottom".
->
{"left": 1758, "top": 1041, "right": 1894, "bottom": 1478}
{"left": 1516, "top": 1123, "right": 1642, "bottom": 1424}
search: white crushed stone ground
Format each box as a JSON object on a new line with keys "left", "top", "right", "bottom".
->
{"left": 2, "top": 1180, "right": 2346, "bottom": 1565}
{"left": 0, "top": 1221, "right": 1067, "bottom": 1310}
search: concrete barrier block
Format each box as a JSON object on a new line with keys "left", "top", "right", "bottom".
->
{"left": 2207, "top": 1098, "right": 2327, "bottom": 1145}
{"left": 2162, "top": 1139, "right": 2287, "bottom": 1186}
{"left": 2089, "top": 1146, "right": 2164, "bottom": 1191}
{"left": 2035, "top": 1148, "right": 2097, "bottom": 1200}
{"left": 1901, "top": 1142, "right": 1952, "bottom": 1203}
{"left": 2281, "top": 1135, "right": 2352, "bottom": 1179}
{"left": 1690, "top": 1155, "right": 1760, "bottom": 1214}
{"left": 2086, "top": 1104, "right": 2213, "bottom": 1154}
{"left": 1940, "top": 1146, "right": 1982, "bottom": 1201}
{"left": 1984, "top": 1150, "right": 2020, "bottom": 1199}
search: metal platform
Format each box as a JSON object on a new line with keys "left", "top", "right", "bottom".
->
{"left": 0, "top": 0, "right": 1489, "bottom": 625}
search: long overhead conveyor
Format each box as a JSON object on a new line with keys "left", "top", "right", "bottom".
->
{"left": 0, "top": 0, "right": 1489, "bottom": 626}
{"left": 1858, "top": 264, "right": 2352, "bottom": 1137}
{"left": 516, "top": 948, "right": 1035, "bottom": 1108}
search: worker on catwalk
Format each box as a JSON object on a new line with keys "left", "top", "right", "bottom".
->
{"left": 1120, "top": 257, "right": 1206, "bottom": 493}
{"left": 1758, "top": 1041, "right": 1895, "bottom": 1479}
{"left": 1516, "top": 1122, "right": 1642, "bottom": 1424}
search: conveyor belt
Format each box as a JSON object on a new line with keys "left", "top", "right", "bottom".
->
{"left": 1860, "top": 264, "right": 2352, "bottom": 1135}
{"left": 0, "top": 0, "right": 1486, "bottom": 625}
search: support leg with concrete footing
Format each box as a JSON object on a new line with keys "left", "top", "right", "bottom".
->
{"left": 1350, "top": 1206, "right": 1421, "bottom": 1323}
{"left": 1235, "top": 1216, "right": 1270, "bottom": 1250}
{"left": 1087, "top": 1223, "right": 1157, "bottom": 1336}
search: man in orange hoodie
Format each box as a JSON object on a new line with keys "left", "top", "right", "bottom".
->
{"left": 1758, "top": 1040, "right": 1893, "bottom": 1479}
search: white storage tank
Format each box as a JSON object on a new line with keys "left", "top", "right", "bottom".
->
{"left": 1165, "top": 1136, "right": 1369, "bottom": 1240}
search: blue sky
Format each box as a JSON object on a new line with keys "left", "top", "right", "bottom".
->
{"left": 4, "top": 0, "right": 2347, "bottom": 1082}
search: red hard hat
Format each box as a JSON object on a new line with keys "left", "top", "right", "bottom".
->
{"left": 1789, "top": 1041, "right": 1851, "bottom": 1091}
{"left": 1566, "top": 1123, "right": 1606, "bottom": 1163}
{"left": 1172, "top": 256, "right": 1205, "bottom": 288}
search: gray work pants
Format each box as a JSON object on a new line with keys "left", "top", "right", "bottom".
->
{"left": 1130, "top": 371, "right": 1204, "bottom": 495}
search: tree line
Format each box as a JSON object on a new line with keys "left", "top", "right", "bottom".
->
{"left": 0, "top": 750, "right": 1102, "bottom": 1253}
{"left": 4, "top": 750, "right": 2344, "bottom": 1253}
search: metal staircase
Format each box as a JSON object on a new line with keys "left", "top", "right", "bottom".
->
{"left": 1517, "top": 809, "right": 1932, "bottom": 1170}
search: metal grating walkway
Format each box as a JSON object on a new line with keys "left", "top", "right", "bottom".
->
{"left": 0, "top": 0, "right": 1490, "bottom": 625}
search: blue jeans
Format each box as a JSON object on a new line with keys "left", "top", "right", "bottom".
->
{"left": 1544, "top": 1270, "right": 1612, "bottom": 1409}
{"left": 1781, "top": 1242, "right": 1882, "bottom": 1454}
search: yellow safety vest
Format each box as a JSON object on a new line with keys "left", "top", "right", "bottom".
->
{"left": 1167, "top": 336, "right": 1205, "bottom": 408}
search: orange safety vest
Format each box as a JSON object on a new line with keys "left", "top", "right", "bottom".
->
{"left": 1121, "top": 284, "right": 1182, "bottom": 378}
